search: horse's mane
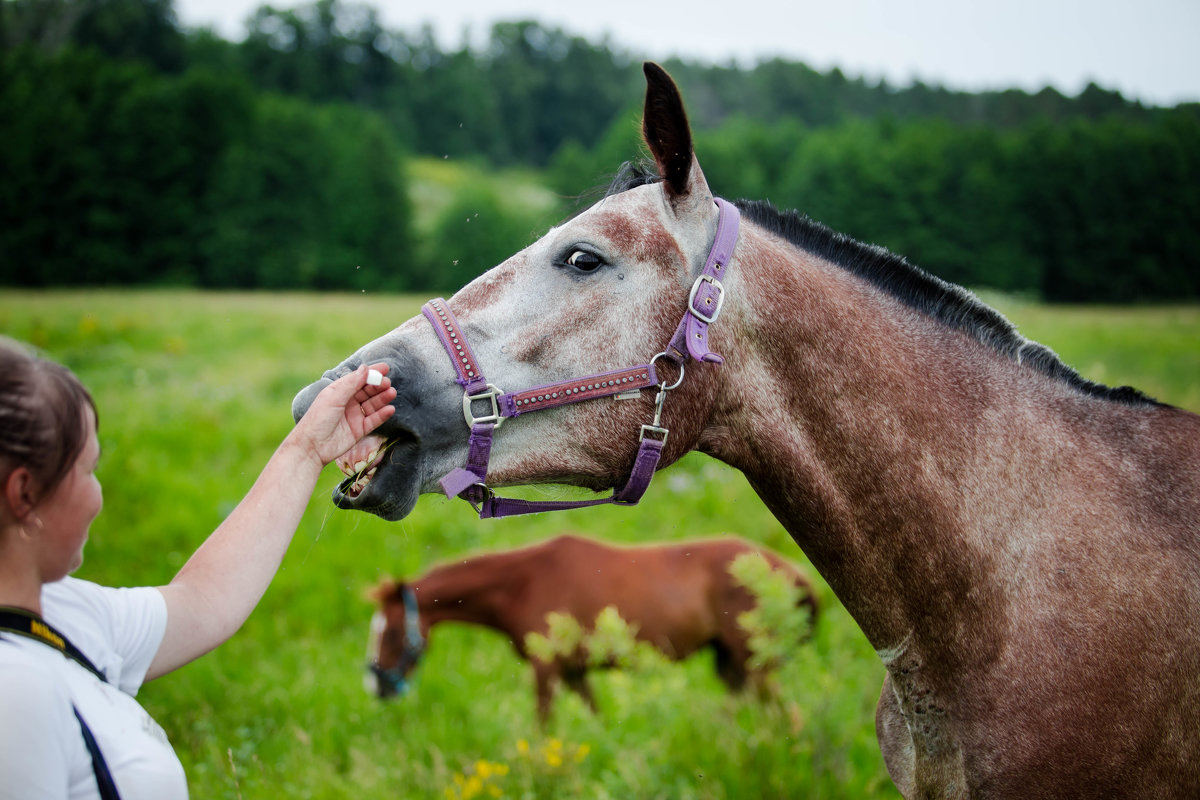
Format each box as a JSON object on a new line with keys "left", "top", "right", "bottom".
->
{"left": 605, "top": 160, "right": 661, "bottom": 195}
{"left": 605, "top": 163, "right": 1162, "bottom": 408}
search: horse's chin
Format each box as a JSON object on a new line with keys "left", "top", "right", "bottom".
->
{"left": 331, "top": 430, "right": 422, "bottom": 521}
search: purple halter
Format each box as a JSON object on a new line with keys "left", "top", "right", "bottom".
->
{"left": 422, "top": 197, "right": 740, "bottom": 519}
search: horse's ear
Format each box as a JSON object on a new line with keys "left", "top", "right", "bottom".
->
{"left": 642, "top": 62, "right": 710, "bottom": 209}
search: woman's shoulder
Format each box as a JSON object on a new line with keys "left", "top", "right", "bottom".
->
{"left": 0, "top": 637, "right": 74, "bottom": 716}
{"left": 43, "top": 576, "right": 168, "bottom": 694}
{"left": 43, "top": 575, "right": 160, "bottom": 619}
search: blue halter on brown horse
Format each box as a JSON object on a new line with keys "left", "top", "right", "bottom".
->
{"left": 293, "top": 63, "right": 1200, "bottom": 798}
{"left": 365, "top": 534, "right": 819, "bottom": 722}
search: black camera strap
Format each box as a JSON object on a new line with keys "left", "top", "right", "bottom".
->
{"left": 0, "top": 606, "right": 106, "bottom": 680}
{"left": 0, "top": 606, "right": 121, "bottom": 799}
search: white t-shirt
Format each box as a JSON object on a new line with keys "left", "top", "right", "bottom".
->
{"left": 0, "top": 577, "right": 187, "bottom": 800}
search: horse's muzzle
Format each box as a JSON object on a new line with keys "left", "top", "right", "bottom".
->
{"left": 367, "top": 661, "right": 411, "bottom": 699}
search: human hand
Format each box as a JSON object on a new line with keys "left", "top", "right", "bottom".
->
{"left": 290, "top": 364, "right": 397, "bottom": 466}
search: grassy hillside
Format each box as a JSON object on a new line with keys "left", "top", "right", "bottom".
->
{"left": 408, "top": 157, "right": 564, "bottom": 234}
{"left": 1, "top": 290, "right": 1196, "bottom": 799}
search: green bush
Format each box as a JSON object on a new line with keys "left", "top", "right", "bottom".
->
{"left": 425, "top": 182, "right": 551, "bottom": 292}
{"left": 729, "top": 552, "right": 815, "bottom": 675}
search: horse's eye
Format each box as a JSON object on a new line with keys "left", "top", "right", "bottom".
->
{"left": 565, "top": 250, "right": 604, "bottom": 273}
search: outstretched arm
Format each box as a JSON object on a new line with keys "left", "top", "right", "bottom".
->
{"left": 146, "top": 364, "right": 397, "bottom": 680}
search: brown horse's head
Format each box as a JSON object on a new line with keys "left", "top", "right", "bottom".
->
{"left": 365, "top": 579, "right": 426, "bottom": 698}
{"left": 292, "top": 63, "right": 728, "bottom": 520}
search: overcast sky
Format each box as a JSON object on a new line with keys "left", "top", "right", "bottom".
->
{"left": 173, "top": 0, "right": 1200, "bottom": 107}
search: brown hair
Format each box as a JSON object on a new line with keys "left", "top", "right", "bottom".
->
{"left": 0, "top": 338, "right": 98, "bottom": 504}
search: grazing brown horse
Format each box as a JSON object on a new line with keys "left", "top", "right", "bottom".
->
{"left": 365, "top": 534, "right": 818, "bottom": 722}
{"left": 295, "top": 63, "right": 1200, "bottom": 798}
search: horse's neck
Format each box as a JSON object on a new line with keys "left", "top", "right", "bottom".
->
{"left": 707, "top": 242, "right": 1077, "bottom": 654}
{"left": 414, "top": 557, "right": 516, "bottom": 632}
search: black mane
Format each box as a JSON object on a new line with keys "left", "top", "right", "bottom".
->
{"left": 601, "top": 164, "right": 1159, "bottom": 406}
{"left": 605, "top": 160, "right": 660, "bottom": 195}
{"left": 735, "top": 198, "right": 1163, "bottom": 407}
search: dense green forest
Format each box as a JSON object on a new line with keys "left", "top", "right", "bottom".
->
{"left": 2, "top": 0, "right": 1198, "bottom": 300}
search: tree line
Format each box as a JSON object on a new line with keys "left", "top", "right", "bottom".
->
{"left": 2, "top": 0, "right": 1198, "bottom": 300}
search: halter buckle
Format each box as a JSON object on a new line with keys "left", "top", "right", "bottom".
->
{"left": 462, "top": 384, "right": 504, "bottom": 428}
{"left": 639, "top": 423, "right": 669, "bottom": 445}
{"left": 688, "top": 274, "right": 725, "bottom": 325}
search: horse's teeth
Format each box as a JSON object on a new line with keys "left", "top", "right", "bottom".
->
{"left": 355, "top": 460, "right": 368, "bottom": 473}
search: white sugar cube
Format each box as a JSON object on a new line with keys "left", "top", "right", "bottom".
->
{"left": 366, "top": 368, "right": 383, "bottom": 386}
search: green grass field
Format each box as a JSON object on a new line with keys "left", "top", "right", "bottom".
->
{"left": 1, "top": 290, "right": 1196, "bottom": 799}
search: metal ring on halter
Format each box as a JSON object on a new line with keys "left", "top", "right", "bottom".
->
{"left": 648, "top": 355, "right": 686, "bottom": 393}
{"left": 465, "top": 482, "right": 494, "bottom": 514}
{"left": 649, "top": 352, "right": 686, "bottom": 391}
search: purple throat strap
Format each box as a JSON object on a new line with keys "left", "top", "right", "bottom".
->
{"left": 422, "top": 197, "right": 740, "bottom": 519}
